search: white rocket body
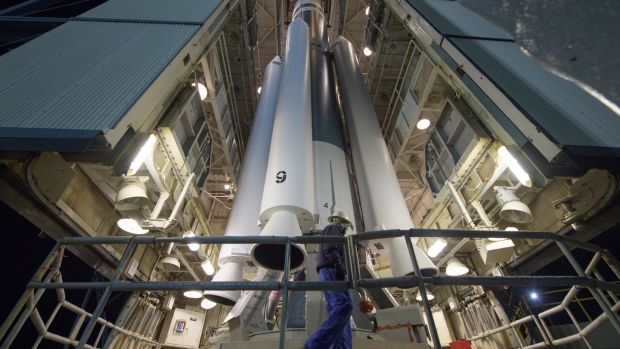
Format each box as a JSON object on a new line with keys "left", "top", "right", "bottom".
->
{"left": 204, "top": 57, "right": 282, "bottom": 305}
{"left": 251, "top": 18, "right": 314, "bottom": 272}
{"left": 332, "top": 37, "right": 438, "bottom": 277}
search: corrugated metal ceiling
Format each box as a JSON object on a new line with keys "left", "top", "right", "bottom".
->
{"left": 0, "top": 0, "right": 223, "bottom": 151}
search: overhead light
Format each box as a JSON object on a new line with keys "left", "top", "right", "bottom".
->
{"left": 490, "top": 227, "right": 518, "bottom": 241}
{"left": 183, "top": 290, "right": 203, "bottom": 299}
{"left": 159, "top": 256, "right": 180, "bottom": 271}
{"left": 416, "top": 118, "right": 431, "bottom": 130}
{"left": 415, "top": 290, "right": 435, "bottom": 301}
{"left": 257, "top": 86, "right": 262, "bottom": 94}
{"left": 486, "top": 239, "right": 515, "bottom": 251}
{"left": 115, "top": 179, "right": 149, "bottom": 211}
{"left": 201, "top": 260, "right": 215, "bottom": 276}
{"left": 184, "top": 231, "right": 200, "bottom": 252}
{"left": 498, "top": 146, "right": 532, "bottom": 187}
{"left": 496, "top": 187, "right": 533, "bottom": 224}
{"left": 117, "top": 218, "right": 148, "bottom": 235}
{"left": 427, "top": 238, "right": 447, "bottom": 258}
{"left": 446, "top": 258, "right": 469, "bottom": 276}
{"left": 530, "top": 291, "right": 538, "bottom": 300}
{"left": 201, "top": 298, "right": 217, "bottom": 310}
{"left": 127, "top": 134, "right": 157, "bottom": 176}
{"left": 224, "top": 184, "right": 231, "bottom": 190}
{"left": 363, "top": 47, "right": 372, "bottom": 56}
{"left": 191, "top": 82, "right": 208, "bottom": 101}
{"left": 365, "top": 6, "right": 370, "bottom": 15}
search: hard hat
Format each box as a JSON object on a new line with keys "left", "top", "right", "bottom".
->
{"left": 328, "top": 210, "right": 351, "bottom": 226}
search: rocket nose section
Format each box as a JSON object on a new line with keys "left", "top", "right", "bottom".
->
{"left": 203, "top": 262, "right": 243, "bottom": 306}
{"left": 251, "top": 210, "right": 307, "bottom": 271}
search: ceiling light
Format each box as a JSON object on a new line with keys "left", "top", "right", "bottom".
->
{"left": 363, "top": 47, "right": 372, "bottom": 56}
{"left": 446, "top": 258, "right": 469, "bottom": 276}
{"left": 530, "top": 291, "right": 538, "bottom": 300}
{"left": 159, "top": 256, "right": 180, "bottom": 271}
{"left": 224, "top": 184, "right": 231, "bottom": 190}
{"left": 365, "top": 6, "right": 370, "bottom": 15}
{"left": 201, "top": 260, "right": 215, "bottom": 276}
{"left": 486, "top": 239, "right": 515, "bottom": 251}
{"left": 127, "top": 134, "right": 157, "bottom": 176}
{"left": 191, "top": 82, "right": 208, "bottom": 100}
{"left": 496, "top": 187, "right": 533, "bottom": 224}
{"left": 117, "top": 218, "right": 148, "bottom": 235}
{"left": 201, "top": 298, "right": 217, "bottom": 310}
{"left": 498, "top": 146, "right": 532, "bottom": 187}
{"left": 416, "top": 118, "right": 431, "bottom": 130}
{"left": 427, "top": 238, "right": 447, "bottom": 258}
{"left": 115, "top": 179, "right": 148, "bottom": 211}
{"left": 257, "top": 86, "right": 262, "bottom": 94}
{"left": 415, "top": 290, "right": 435, "bottom": 301}
{"left": 183, "top": 231, "right": 200, "bottom": 252}
{"left": 183, "top": 290, "right": 203, "bottom": 299}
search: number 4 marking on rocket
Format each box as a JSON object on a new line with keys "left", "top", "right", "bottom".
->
{"left": 276, "top": 170, "right": 287, "bottom": 183}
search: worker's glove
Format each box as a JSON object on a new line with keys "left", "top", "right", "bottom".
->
{"left": 335, "top": 262, "right": 346, "bottom": 280}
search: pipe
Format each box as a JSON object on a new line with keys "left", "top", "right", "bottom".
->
{"left": 168, "top": 173, "right": 195, "bottom": 221}
{"left": 252, "top": 18, "right": 314, "bottom": 272}
{"left": 205, "top": 56, "right": 282, "bottom": 306}
{"left": 332, "top": 35, "right": 437, "bottom": 277}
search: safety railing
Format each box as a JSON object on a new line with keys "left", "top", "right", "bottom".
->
{"left": 1, "top": 229, "right": 619, "bottom": 349}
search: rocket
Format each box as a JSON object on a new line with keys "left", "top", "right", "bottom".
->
{"left": 251, "top": 18, "right": 315, "bottom": 272}
{"left": 332, "top": 36, "right": 438, "bottom": 277}
{"left": 203, "top": 57, "right": 282, "bottom": 306}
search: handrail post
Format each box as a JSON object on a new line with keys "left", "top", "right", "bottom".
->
{"left": 76, "top": 240, "right": 137, "bottom": 348}
{"left": 279, "top": 240, "right": 291, "bottom": 349}
{"left": 404, "top": 231, "right": 441, "bottom": 349}
{"left": 556, "top": 241, "right": 620, "bottom": 335}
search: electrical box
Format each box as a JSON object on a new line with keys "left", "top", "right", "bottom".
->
{"left": 159, "top": 308, "right": 205, "bottom": 348}
{"left": 375, "top": 305, "right": 428, "bottom": 345}
{"left": 476, "top": 239, "right": 515, "bottom": 265}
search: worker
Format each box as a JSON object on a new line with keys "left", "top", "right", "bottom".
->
{"left": 305, "top": 211, "right": 353, "bottom": 349}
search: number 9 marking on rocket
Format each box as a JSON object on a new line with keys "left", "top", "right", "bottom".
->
{"left": 276, "top": 170, "right": 287, "bottom": 183}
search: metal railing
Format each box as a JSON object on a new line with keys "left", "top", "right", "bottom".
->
{"left": 1, "top": 229, "right": 620, "bottom": 349}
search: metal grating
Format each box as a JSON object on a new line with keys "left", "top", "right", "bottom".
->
{"left": 451, "top": 38, "right": 620, "bottom": 156}
{"left": 79, "top": 0, "right": 223, "bottom": 23}
{"left": 0, "top": 21, "right": 197, "bottom": 151}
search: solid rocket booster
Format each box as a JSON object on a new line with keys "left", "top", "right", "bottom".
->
{"left": 294, "top": 0, "right": 356, "bottom": 229}
{"left": 251, "top": 18, "right": 314, "bottom": 271}
{"left": 204, "top": 57, "right": 283, "bottom": 305}
{"left": 332, "top": 36, "right": 438, "bottom": 277}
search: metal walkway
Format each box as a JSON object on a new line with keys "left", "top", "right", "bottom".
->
{"left": 1, "top": 229, "right": 619, "bottom": 349}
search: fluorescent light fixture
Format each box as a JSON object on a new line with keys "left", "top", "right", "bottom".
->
{"left": 427, "top": 238, "right": 447, "bottom": 258}
{"left": 201, "top": 298, "right": 217, "bottom": 309}
{"left": 117, "top": 218, "right": 148, "bottom": 235}
{"left": 127, "top": 134, "right": 157, "bottom": 176}
{"left": 183, "top": 290, "right": 203, "bottom": 299}
{"left": 224, "top": 184, "right": 231, "bottom": 190}
{"left": 365, "top": 6, "right": 370, "bottom": 15}
{"left": 363, "top": 47, "right": 372, "bottom": 56}
{"left": 201, "top": 260, "right": 215, "bottom": 276}
{"left": 415, "top": 290, "right": 435, "bottom": 301}
{"left": 498, "top": 146, "right": 532, "bottom": 187}
{"left": 257, "top": 86, "right": 262, "bottom": 94}
{"left": 416, "top": 118, "right": 431, "bottom": 130}
{"left": 183, "top": 231, "right": 200, "bottom": 252}
{"left": 191, "top": 82, "right": 208, "bottom": 100}
{"left": 446, "top": 258, "right": 469, "bottom": 276}
{"left": 530, "top": 292, "right": 538, "bottom": 300}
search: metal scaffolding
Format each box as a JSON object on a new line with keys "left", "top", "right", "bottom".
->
{"left": 1, "top": 229, "right": 619, "bottom": 349}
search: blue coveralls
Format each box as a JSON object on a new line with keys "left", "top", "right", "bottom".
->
{"left": 305, "top": 223, "right": 353, "bottom": 349}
